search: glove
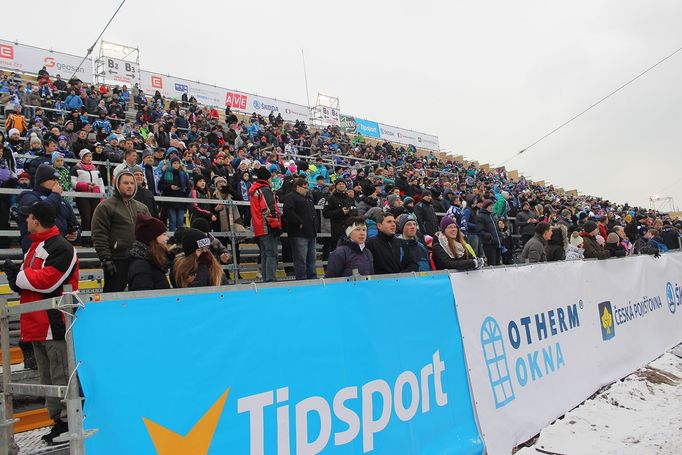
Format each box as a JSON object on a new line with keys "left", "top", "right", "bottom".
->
{"left": 474, "top": 257, "right": 485, "bottom": 269}
{"left": 102, "top": 260, "right": 117, "bottom": 275}
{"left": 2, "top": 259, "right": 21, "bottom": 293}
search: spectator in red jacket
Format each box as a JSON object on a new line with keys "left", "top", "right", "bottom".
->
{"left": 3, "top": 201, "right": 79, "bottom": 445}
{"left": 249, "top": 167, "right": 282, "bottom": 282}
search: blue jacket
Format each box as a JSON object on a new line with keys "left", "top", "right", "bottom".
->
{"left": 92, "top": 119, "right": 112, "bottom": 134}
{"left": 399, "top": 237, "right": 431, "bottom": 272}
{"left": 17, "top": 186, "right": 80, "bottom": 252}
{"left": 65, "top": 95, "right": 83, "bottom": 111}
{"left": 366, "top": 219, "right": 378, "bottom": 238}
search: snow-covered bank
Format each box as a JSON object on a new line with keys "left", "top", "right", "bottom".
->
{"left": 516, "top": 349, "right": 682, "bottom": 455}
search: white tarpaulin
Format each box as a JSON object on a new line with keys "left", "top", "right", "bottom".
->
{"left": 378, "top": 123, "right": 440, "bottom": 151}
{"left": 0, "top": 39, "right": 93, "bottom": 79}
{"left": 101, "top": 57, "right": 139, "bottom": 86}
{"left": 139, "top": 70, "right": 310, "bottom": 122}
{"left": 451, "top": 252, "right": 682, "bottom": 455}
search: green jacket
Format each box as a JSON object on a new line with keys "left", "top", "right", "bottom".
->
{"left": 92, "top": 192, "right": 150, "bottom": 261}
{"left": 493, "top": 197, "right": 508, "bottom": 218}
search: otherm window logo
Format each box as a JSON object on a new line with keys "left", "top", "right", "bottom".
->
{"left": 598, "top": 301, "right": 615, "bottom": 341}
{"left": 480, "top": 304, "right": 580, "bottom": 408}
{"left": 480, "top": 317, "right": 515, "bottom": 408}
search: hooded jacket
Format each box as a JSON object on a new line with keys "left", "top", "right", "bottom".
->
{"left": 249, "top": 179, "right": 281, "bottom": 237}
{"left": 91, "top": 171, "right": 151, "bottom": 261}
{"left": 521, "top": 233, "right": 548, "bottom": 263}
{"left": 16, "top": 225, "right": 79, "bottom": 342}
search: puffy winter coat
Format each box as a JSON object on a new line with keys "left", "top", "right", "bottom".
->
{"left": 249, "top": 179, "right": 281, "bottom": 237}
{"left": 16, "top": 226, "right": 79, "bottom": 341}
{"left": 127, "top": 241, "right": 171, "bottom": 291}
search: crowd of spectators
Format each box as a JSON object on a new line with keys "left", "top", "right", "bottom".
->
{"left": 0, "top": 67, "right": 681, "bottom": 289}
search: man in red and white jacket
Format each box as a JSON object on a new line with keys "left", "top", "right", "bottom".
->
{"left": 4, "top": 201, "right": 79, "bottom": 444}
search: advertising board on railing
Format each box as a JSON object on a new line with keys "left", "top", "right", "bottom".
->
{"left": 0, "top": 39, "right": 93, "bottom": 79}
{"left": 379, "top": 123, "right": 440, "bottom": 151}
{"left": 139, "top": 70, "right": 310, "bottom": 122}
{"left": 451, "top": 253, "right": 682, "bottom": 455}
{"left": 74, "top": 275, "right": 483, "bottom": 454}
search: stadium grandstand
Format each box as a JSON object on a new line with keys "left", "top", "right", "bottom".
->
{"left": 0, "top": 35, "right": 681, "bottom": 455}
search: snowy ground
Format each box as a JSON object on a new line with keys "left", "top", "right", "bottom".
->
{"left": 516, "top": 348, "right": 682, "bottom": 455}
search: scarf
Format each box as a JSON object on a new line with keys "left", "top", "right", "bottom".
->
{"left": 79, "top": 162, "right": 96, "bottom": 171}
{"left": 438, "top": 232, "right": 465, "bottom": 259}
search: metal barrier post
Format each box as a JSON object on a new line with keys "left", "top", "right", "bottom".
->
{"left": 60, "top": 286, "right": 86, "bottom": 454}
{"left": 0, "top": 296, "right": 17, "bottom": 455}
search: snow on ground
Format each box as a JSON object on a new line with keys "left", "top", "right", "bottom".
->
{"left": 516, "top": 349, "right": 682, "bottom": 455}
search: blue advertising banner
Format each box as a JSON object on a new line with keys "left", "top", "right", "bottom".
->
{"left": 73, "top": 276, "right": 482, "bottom": 454}
{"left": 353, "top": 117, "right": 381, "bottom": 139}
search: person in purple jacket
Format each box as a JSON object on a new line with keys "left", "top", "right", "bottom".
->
{"left": 325, "top": 217, "right": 374, "bottom": 278}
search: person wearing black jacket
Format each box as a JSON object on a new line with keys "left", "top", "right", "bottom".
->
{"left": 132, "top": 166, "right": 159, "bottom": 218}
{"left": 283, "top": 178, "right": 318, "bottom": 280}
{"left": 660, "top": 221, "right": 680, "bottom": 250}
{"left": 477, "top": 200, "right": 503, "bottom": 266}
{"left": 323, "top": 180, "right": 357, "bottom": 251}
{"left": 366, "top": 212, "right": 418, "bottom": 275}
{"left": 414, "top": 189, "right": 438, "bottom": 236}
{"left": 127, "top": 214, "right": 171, "bottom": 291}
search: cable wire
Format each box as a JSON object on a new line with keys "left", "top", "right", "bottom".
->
{"left": 68, "top": 0, "right": 127, "bottom": 80}
{"left": 499, "top": 45, "right": 682, "bottom": 167}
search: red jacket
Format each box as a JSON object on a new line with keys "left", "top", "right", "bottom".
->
{"left": 249, "top": 179, "right": 281, "bottom": 237}
{"left": 16, "top": 226, "right": 79, "bottom": 342}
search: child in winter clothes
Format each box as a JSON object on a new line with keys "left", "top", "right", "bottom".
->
{"left": 51, "top": 152, "right": 72, "bottom": 191}
{"left": 565, "top": 232, "right": 585, "bottom": 261}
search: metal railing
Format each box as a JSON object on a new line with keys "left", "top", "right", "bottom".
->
{"left": 0, "top": 285, "right": 95, "bottom": 455}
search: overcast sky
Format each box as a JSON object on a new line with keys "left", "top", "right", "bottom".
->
{"left": 5, "top": 0, "right": 681, "bottom": 209}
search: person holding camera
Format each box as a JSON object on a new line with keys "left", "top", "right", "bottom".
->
{"left": 249, "top": 167, "right": 282, "bottom": 282}
{"left": 323, "top": 179, "right": 357, "bottom": 251}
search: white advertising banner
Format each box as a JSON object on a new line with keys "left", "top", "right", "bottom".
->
{"left": 0, "top": 39, "right": 93, "bottom": 79}
{"left": 588, "top": 253, "right": 682, "bottom": 385}
{"left": 378, "top": 123, "right": 440, "bottom": 151}
{"left": 452, "top": 252, "right": 682, "bottom": 455}
{"left": 139, "top": 70, "right": 225, "bottom": 107}
{"left": 140, "top": 70, "right": 310, "bottom": 122}
{"left": 102, "top": 57, "right": 139, "bottom": 86}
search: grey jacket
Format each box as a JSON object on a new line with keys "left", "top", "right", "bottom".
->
{"left": 521, "top": 233, "right": 547, "bottom": 263}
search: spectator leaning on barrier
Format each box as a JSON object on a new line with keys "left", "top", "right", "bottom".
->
{"left": 17, "top": 164, "right": 80, "bottom": 252}
{"left": 580, "top": 221, "right": 611, "bottom": 260}
{"left": 2, "top": 201, "right": 79, "bottom": 445}
{"left": 633, "top": 229, "right": 668, "bottom": 256}
{"left": 250, "top": 167, "right": 282, "bottom": 283}
{"left": 366, "top": 212, "right": 418, "bottom": 275}
{"left": 283, "top": 178, "right": 318, "bottom": 280}
{"left": 660, "top": 220, "right": 679, "bottom": 250}
{"left": 92, "top": 170, "right": 151, "bottom": 292}
{"left": 171, "top": 228, "right": 228, "bottom": 288}
{"left": 325, "top": 216, "right": 374, "bottom": 278}
{"left": 432, "top": 216, "right": 483, "bottom": 271}
{"left": 127, "top": 214, "right": 171, "bottom": 291}
{"left": 520, "top": 222, "right": 551, "bottom": 263}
